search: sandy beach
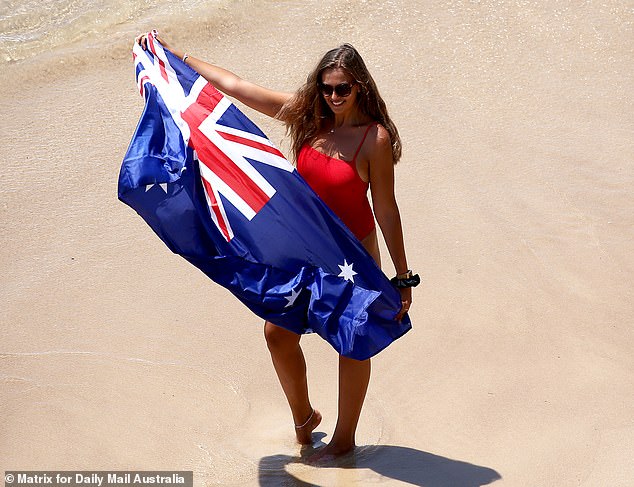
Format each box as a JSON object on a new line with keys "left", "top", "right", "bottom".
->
{"left": 1, "top": 1, "right": 633, "bottom": 485}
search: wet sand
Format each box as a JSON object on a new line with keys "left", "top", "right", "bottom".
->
{"left": 1, "top": 1, "right": 633, "bottom": 485}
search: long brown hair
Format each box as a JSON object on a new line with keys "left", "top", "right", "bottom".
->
{"left": 277, "top": 44, "right": 402, "bottom": 164}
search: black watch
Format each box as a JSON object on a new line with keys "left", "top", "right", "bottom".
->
{"left": 390, "top": 270, "right": 420, "bottom": 288}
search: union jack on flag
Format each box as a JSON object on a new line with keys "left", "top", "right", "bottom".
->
{"left": 134, "top": 35, "right": 293, "bottom": 242}
{"left": 119, "top": 32, "right": 411, "bottom": 360}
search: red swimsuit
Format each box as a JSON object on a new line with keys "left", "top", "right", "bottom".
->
{"left": 297, "top": 123, "right": 376, "bottom": 241}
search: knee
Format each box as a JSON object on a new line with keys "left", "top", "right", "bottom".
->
{"left": 264, "top": 321, "right": 299, "bottom": 352}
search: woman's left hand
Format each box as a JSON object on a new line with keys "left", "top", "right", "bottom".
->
{"left": 395, "top": 286, "right": 412, "bottom": 322}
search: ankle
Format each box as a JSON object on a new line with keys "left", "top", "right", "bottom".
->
{"left": 292, "top": 405, "right": 314, "bottom": 428}
{"left": 295, "top": 408, "right": 315, "bottom": 429}
{"left": 329, "top": 433, "right": 355, "bottom": 449}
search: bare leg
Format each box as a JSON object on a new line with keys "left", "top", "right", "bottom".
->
{"left": 309, "top": 231, "right": 377, "bottom": 460}
{"left": 310, "top": 355, "right": 371, "bottom": 460}
{"left": 264, "top": 321, "right": 321, "bottom": 444}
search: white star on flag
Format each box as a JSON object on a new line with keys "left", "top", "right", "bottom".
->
{"left": 338, "top": 259, "right": 357, "bottom": 282}
{"left": 284, "top": 288, "right": 301, "bottom": 308}
{"left": 145, "top": 182, "right": 168, "bottom": 193}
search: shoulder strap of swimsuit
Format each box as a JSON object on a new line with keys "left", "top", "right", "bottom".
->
{"left": 352, "top": 122, "right": 378, "bottom": 163}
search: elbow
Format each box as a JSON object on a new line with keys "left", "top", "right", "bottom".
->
{"left": 374, "top": 205, "right": 400, "bottom": 230}
{"left": 221, "top": 76, "right": 242, "bottom": 97}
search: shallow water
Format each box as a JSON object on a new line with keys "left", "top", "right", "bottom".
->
{"left": 0, "top": 0, "right": 226, "bottom": 63}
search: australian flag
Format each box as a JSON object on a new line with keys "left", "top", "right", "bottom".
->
{"left": 118, "top": 33, "right": 411, "bottom": 360}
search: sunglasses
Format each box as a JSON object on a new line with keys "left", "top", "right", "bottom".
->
{"left": 318, "top": 82, "right": 355, "bottom": 97}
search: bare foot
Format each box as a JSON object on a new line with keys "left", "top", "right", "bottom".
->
{"left": 306, "top": 441, "right": 355, "bottom": 464}
{"left": 295, "top": 409, "right": 322, "bottom": 445}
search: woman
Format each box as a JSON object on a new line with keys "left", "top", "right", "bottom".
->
{"left": 136, "top": 33, "right": 416, "bottom": 460}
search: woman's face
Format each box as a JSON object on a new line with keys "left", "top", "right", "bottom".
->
{"left": 319, "top": 68, "right": 359, "bottom": 116}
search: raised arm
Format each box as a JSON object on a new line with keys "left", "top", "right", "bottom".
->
{"left": 136, "top": 33, "right": 292, "bottom": 118}
{"left": 367, "top": 125, "right": 412, "bottom": 321}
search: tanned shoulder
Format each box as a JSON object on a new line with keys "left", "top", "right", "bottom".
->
{"left": 367, "top": 123, "right": 394, "bottom": 164}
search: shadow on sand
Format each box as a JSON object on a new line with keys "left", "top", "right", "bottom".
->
{"left": 258, "top": 444, "right": 502, "bottom": 486}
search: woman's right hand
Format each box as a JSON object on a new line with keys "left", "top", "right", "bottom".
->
{"left": 132, "top": 32, "right": 291, "bottom": 119}
{"left": 135, "top": 30, "right": 172, "bottom": 52}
